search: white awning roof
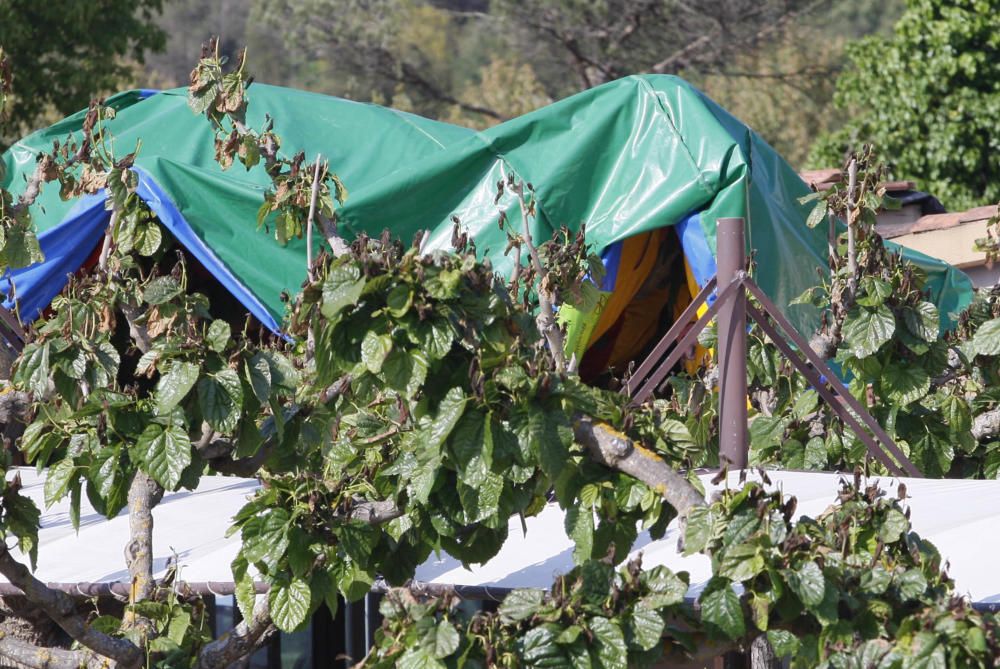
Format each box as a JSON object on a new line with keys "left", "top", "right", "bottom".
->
{"left": 8, "top": 468, "right": 1000, "bottom": 604}
{"left": 415, "top": 470, "right": 1000, "bottom": 605}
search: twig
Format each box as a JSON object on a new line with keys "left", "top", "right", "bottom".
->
{"left": 98, "top": 210, "right": 118, "bottom": 271}
{"left": 846, "top": 158, "right": 858, "bottom": 300}
{"left": 510, "top": 180, "right": 566, "bottom": 374}
{"left": 306, "top": 155, "right": 322, "bottom": 282}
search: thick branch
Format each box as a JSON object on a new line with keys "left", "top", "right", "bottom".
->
{"left": 0, "top": 547, "right": 142, "bottom": 667}
{"left": 125, "top": 471, "right": 163, "bottom": 603}
{"left": 120, "top": 300, "right": 152, "bottom": 355}
{"left": 317, "top": 213, "right": 351, "bottom": 258}
{"left": 196, "top": 596, "right": 275, "bottom": 669}
{"left": 574, "top": 416, "right": 706, "bottom": 521}
{"left": 973, "top": 407, "right": 1000, "bottom": 442}
{"left": 0, "top": 637, "right": 111, "bottom": 669}
{"left": 344, "top": 499, "right": 403, "bottom": 524}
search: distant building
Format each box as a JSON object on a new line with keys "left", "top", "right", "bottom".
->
{"left": 801, "top": 169, "right": 1000, "bottom": 288}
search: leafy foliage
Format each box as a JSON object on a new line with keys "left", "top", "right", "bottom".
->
{"left": 363, "top": 477, "right": 1000, "bottom": 668}
{"left": 811, "top": 0, "right": 1000, "bottom": 209}
{"left": 0, "top": 0, "right": 166, "bottom": 142}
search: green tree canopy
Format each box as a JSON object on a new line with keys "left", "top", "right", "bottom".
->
{"left": 811, "top": 0, "right": 1000, "bottom": 209}
{"left": 0, "top": 0, "right": 166, "bottom": 141}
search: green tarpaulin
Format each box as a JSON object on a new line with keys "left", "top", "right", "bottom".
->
{"left": 1, "top": 75, "right": 973, "bottom": 342}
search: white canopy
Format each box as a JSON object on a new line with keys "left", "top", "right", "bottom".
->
{"left": 7, "top": 468, "right": 1000, "bottom": 604}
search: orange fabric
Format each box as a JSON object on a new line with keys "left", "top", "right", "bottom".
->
{"left": 586, "top": 230, "right": 661, "bottom": 348}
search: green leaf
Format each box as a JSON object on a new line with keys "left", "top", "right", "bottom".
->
{"left": 903, "top": 301, "right": 939, "bottom": 342}
{"left": 206, "top": 319, "right": 231, "bottom": 353}
{"left": 433, "top": 620, "right": 460, "bottom": 659}
{"left": 897, "top": 569, "right": 927, "bottom": 600}
{"left": 973, "top": 318, "right": 1000, "bottom": 357}
{"left": 499, "top": 588, "right": 544, "bottom": 623}
{"left": 640, "top": 567, "right": 688, "bottom": 609}
{"left": 321, "top": 262, "right": 366, "bottom": 320}
{"left": 143, "top": 276, "right": 183, "bottom": 305}
{"left": 386, "top": 284, "right": 412, "bottom": 317}
{"left": 855, "top": 277, "right": 892, "bottom": 307}
{"left": 360, "top": 331, "right": 393, "bottom": 374}
{"left": 135, "top": 220, "right": 163, "bottom": 257}
{"left": 629, "top": 608, "right": 665, "bottom": 651}
{"left": 766, "top": 629, "right": 800, "bottom": 657}
{"left": 589, "top": 616, "right": 627, "bottom": 669}
{"left": 197, "top": 368, "right": 244, "bottom": 434}
{"left": 565, "top": 505, "right": 595, "bottom": 564}
{"left": 683, "top": 506, "right": 713, "bottom": 556}
{"left": 44, "top": 458, "right": 76, "bottom": 507}
{"left": 881, "top": 362, "right": 930, "bottom": 405}
{"left": 429, "top": 387, "right": 467, "bottom": 449}
{"left": 879, "top": 508, "right": 908, "bottom": 544}
{"left": 397, "top": 648, "right": 445, "bottom": 669}
{"left": 787, "top": 561, "right": 825, "bottom": 609}
{"left": 805, "top": 200, "right": 827, "bottom": 229}
{"left": 269, "top": 577, "right": 312, "bottom": 632}
{"left": 138, "top": 423, "right": 192, "bottom": 490}
{"left": 699, "top": 577, "right": 745, "bottom": 640}
{"left": 15, "top": 342, "right": 50, "bottom": 396}
{"left": 518, "top": 627, "right": 572, "bottom": 669}
{"left": 241, "top": 507, "right": 291, "bottom": 567}
{"left": 842, "top": 305, "right": 895, "bottom": 358}
{"left": 244, "top": 354, "right": 271, "bottom": 404}
{"left": 155, "top": 362, "right": 200, "bottom": 415}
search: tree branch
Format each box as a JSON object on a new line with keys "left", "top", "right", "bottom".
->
{"left": 124, "top": 471, "right": 163, "bottom": 604}
{"left": 196, "top": 596, "right": 275, "bottom": 669}
{"left": 0, "top": 547, "right": 143, "bottom": 668}
{"left": 973, "top": 407, "right": 1000, "bottom": 443}
{"left": 510, "top": 180, "right": 566, "bottom": 374}
{"left": 0, "top": 636, "right": 113, "bottom": 669}
{"left": 120, "top": 300, "right": 152, "bottom": 355}
{"left": 573, "top": 415, "right": 706, "bottom": 521}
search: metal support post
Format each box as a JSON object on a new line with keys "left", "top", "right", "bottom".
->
{"left": 716, "top": 217, "right": 748, "bottom": 470}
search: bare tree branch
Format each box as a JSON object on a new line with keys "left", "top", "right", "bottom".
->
{"left": 0, "top": 636, "right": 113, "bottom": 669}
{"left": 0, "top": 547, "right": 143, "bottom": 668}
{"left": 195, "top": 596, "right": 275, "bottom": 669}
{"left": 124, "top": 471, "right": 163, "bottom": 604}
{"left": 573, "top": 416, "right": 706, "bottom": 521}
{"left": 973, "top": 407, "right": 1000, "bottom": 442}
{"left": 120, "top": 300, "right": 152, "bottom": 355}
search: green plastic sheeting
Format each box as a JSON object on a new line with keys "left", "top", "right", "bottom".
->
{"left": 1, "top": 75, "right": 973, "bottom": 338}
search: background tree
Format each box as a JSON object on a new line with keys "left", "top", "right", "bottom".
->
{"left": 0, "top": 0, "right": 167, "bottom": 145}
{"left": 810, "top": 0, "right": 1000, "bottom": 209}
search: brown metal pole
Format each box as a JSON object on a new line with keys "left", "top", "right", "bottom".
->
{"left": 716, "top": 218, "right": 748, "bottom": 470}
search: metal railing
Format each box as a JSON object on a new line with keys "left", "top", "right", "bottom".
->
{"left": 623, "top": 217, "right": 921, "bottom": 478}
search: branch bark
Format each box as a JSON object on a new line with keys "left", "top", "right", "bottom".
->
{"left": 573, "top": 415, "right": 706, "bottom": 521}
{"left": 0, "top": 547, "right": 142, "bottom": 668}
{"left": 124, "top": 471, "right": 163, "bottom": 604}
{"left": 510, "top": 180, "right": 566, "bottom": 374}
{"left": 0, "top": 636, "right": 114, "bottom": 669}
{"left": 195, "top": 596, "right": 275, "bottom": 669}
{"left": 973, "top": 407, "right": 1000, "bottom": 442}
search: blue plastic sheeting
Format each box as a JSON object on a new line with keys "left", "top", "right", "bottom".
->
{"left": 597, "top": 240, "right": 624, "bottom": 292}
{"left": 1, "top": 195, "right": 107, "bottom": 320}
{"left": 133, "top": 168, "right": 282, "bottom": 332}
{"left": 0, "top": 167, "right": 282, "bottom": 333}
{"left": 676, "top": 210, "right": 717, "bottom": 300}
